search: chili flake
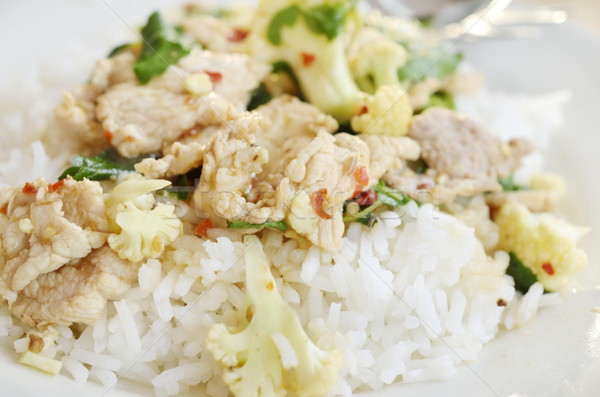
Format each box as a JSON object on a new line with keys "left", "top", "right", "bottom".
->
{"left": 310, "top": 188, "right": 333, "bottom": 220}
{"left": 496, "top": 298, "right": 507, "bottom": 307}
{"left": 22, "top": 182, "right": 37, "bottom": 194}
{"left": 48, "top": 179, "right": 66, "bottom": 193}
{"left": 194, "top": 219, "right": 214, "bottom": 238}
{"left": 542, "top": 262, "right": 555, "bottom": 275}
{"left": 104, "top": 130, "right": 113, "bottom": 144}
{"left": 301, "top": 52, "right": 315, "bottom": 67}
{"left": 205, "top": 71, "right": 223, "bottom": 84}
{"left": 228, "top": 28, "right": 249, "bottom": 42}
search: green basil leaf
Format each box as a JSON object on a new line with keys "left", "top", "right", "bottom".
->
{"left": 108, "top": 43, "right": 133, "bottom": 58}
{"left": 426, "top": 91, "right": 455, "bottom": 110}
{"left": 398, "top": 46, "right": 462, "bottom": 83}
{"left": 498, "top": 174, "right": 527, "bottom": 192}
{"left": 302, "top": 2, "right": 351, "bottom": 41}
{"left": 227, "top": 220, "right": 288, "bottom": 232}
{"left": 506, "top": 252, "right": 540, "bottom": 294}
{"left": 59, "top": 149, "right": 150, "bottom": 181}
{"left": 267, "top": 6, "right": 302, "bottom": 45}
{"left": 247, "top": 84, "right": 273, "bottom": 111}
{"left": 134, "top": 12, "right": 190, "bottom": 84}
{"left": 373, "top": 180, "right": 411, "bottom": 207}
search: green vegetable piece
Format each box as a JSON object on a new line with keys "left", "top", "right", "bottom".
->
{"left": 107, "top": 42, "right": 133, "bottom": 58}
{"left": 302, "top": 2, "right": 353, "bottom": 41}
{"left": 227, "top": 220, "right": 288, "bottom": 232}
{"left": 506, "top": 252, "right": 540, "bottom": 294}
{"left": 372, "top": 180, "right": 411, "bottom": 207}
{"left": 134, "top": 11, "right": 190, "bottom": 84}
{"left": 344, "top": 180, "right": 414, "bottom": 226}
{"left": 498, "top": 174, "right": 526, "bottom": 192}
{"left": 397, "top": 46, "right": 462, "bottom": 84}
{"left": 268, "top": 6, "right": 302, "bottom": 45}
{"left": 247, "top": 84, "right": 273, "bottom": 111}
{"left": 427, "top": 91, "right": 455, "bottom": 110}
{"left": 59, "top": 149, "right": 141, "bottom": 181}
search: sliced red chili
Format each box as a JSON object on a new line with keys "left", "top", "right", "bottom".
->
{"left": 194, "top": 219, "right": 214, "bottom": 238}
{"left": 542, "top": 262, "right": 555, "bottom": 275}
{"left": 0, "top": 203, "right": 7, "bottom": 215}
{"left": 310, "top": 188, "right": 333, "bottom": 220}
{"left": 22, "top": 182, "right": 37, "bottom": 194}
{"left": 228, "top": 28, "right": 249, "bottom": 42}
{"left": 301, "top": 52, "right": 316, "bottom": 67}
{"left": 104, "top": 130, "right": 113, "bottom": 144}
{"left": 205, "top": 71, "right": 223, "bottom": 84}
{"left": 358, "top": 105, "right": 368, "bottom": 115}
{"left": 48, "top": 179, "right": 66, "bottom": 193}
{"left": 496, "top": 298, "right": 507, "bottom": 307}
{"left": 355, "top": 190, "right": 378, "bottom": 207}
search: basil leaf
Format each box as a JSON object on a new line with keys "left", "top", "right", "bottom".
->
{"left": 506, "top": 252, "right": 540, "bottom": 294}
{"left": 227, "top": 220, "right": 288, "bottom": 232}
{"left": 268, "top": 6, "right": 302, "bottom": 45}
{"left": 427, "top": 91, "right": 455, "bottom": 110}
{"left": 59, "top": 149, "right": 143, "bottom": 181}
{"left": 372, "top": 180, "right": 411, "bottom": 207}
{"left": 398, "top": 46, "right": 462, "bottom": 84}
{"left": 498, "top": 175, "right": 526, "bottom": 192}
{"left": 302, "top": 2, "right": 352, "bottom": 41}
{"left": 108, "top": 42, "right": 133, "bottom": 58}
{"left": 247, "top": 84, "right": 273, "bottom": 111}
{"left": 134, "top": 12, "right": 190, "bottom": 84}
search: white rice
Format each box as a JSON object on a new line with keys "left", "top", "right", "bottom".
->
{"left": 0, "top": 41, "right": 570, "bottom": 397}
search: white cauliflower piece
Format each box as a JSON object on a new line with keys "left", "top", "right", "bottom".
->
{"left": 495, "top": 201, "right": 589, "bottom": 291}
{"left": 104, "top": 173, "right": 171, "bottom": 230}
{"left": 349, "top": 27, "right": 407, "bottom": 94}
{"left": 351, "top": 85, "right": 413, "bottom": 136}
{"left": 108, "top": 201, "right": 182, "bottom": 262}
{"left": 206, "top": 235, "right": 342, "bottom": 397}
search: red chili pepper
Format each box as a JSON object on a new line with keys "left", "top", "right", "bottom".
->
{"left": 22, "top": 182, "right": 37, "bottom": 194}
{"left": 310, "top": 188, "right": 333, "bottom": 220}
{"left": 496, "top": 298, "right": 507, "bottom": 307}
{"left": 104, "top": 130, "right": 113, "bottom": 144}
{"left": 542, "top": 262, "right": 555, "bottom": 275}
{"left": 358, "top": 105, "right": 368, "bottom": 115}
{"left": 355, "top": 190, "right": 378, "bottom": 207}
{"left": 0, "top": 203, "right": 7, "bottom": 215}
{"left": 354, "top": 165, "right": 369, "bottom": 186}
{"left": 194, "top": 219, "right": 214, "bottom": 238}
{"left": 205, "top": 71, "right": 223, "bottom": 84}
{"left": 48, "top": 179, "right": 66, "bottom": 193}
{"left": 301, "top": 52, "right": 316, "bottom": 67}
{"left": 228, "top": 28, "right": 249, "bottom": 42}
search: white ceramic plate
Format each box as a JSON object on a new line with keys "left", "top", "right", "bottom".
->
{"left": 1, "top": 1, "right": 599, "bottom": 396}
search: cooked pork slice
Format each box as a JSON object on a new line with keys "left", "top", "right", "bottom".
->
{"left": 135, "top": 141, "right": 206, "bottom": 179}
{"left": 0, "top": 178, "right": 109, "bottom": 301}
{"left": 183, "top": 15, "right": 246, "bottom": 53}
{"left": 385, "top": 108, "right": 532, "bottom": 204}
{"left": 253, "top": 95, "right": 339, "bottom": 150}
{"left": 97, "top": 86, "right": 235, "bottom": 157}
{"left": 410, "top": 108, "right": 531, "bottom": 181}
{"left": 53, "top": 51, "right": 138, "bottom": 148}
{"left": 193, "top": 115, "right": 276, "bottom": 225}
{"left": 11, "top": 247, "right": 138, "bottom": 328}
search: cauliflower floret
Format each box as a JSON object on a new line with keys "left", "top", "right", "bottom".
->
{"left": 495, "top": 201, "right": 588, "bottom": 291}
{"left": 349, "top": 27, "right": 407, "bottom": 94}
{"left": 108, "top": 201, "right": 182, "bottom": 262}
{"left": 351, "top": 85, "right": 413, "bottom": 136}
{"left": 104, "top": 173, "right": 171, "bottom": 230}
{"left": 104, "top": 173, "right": 182, "bottom": 262}
{"left": 206, "top": 235, "right": 342, "bottom": 397}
